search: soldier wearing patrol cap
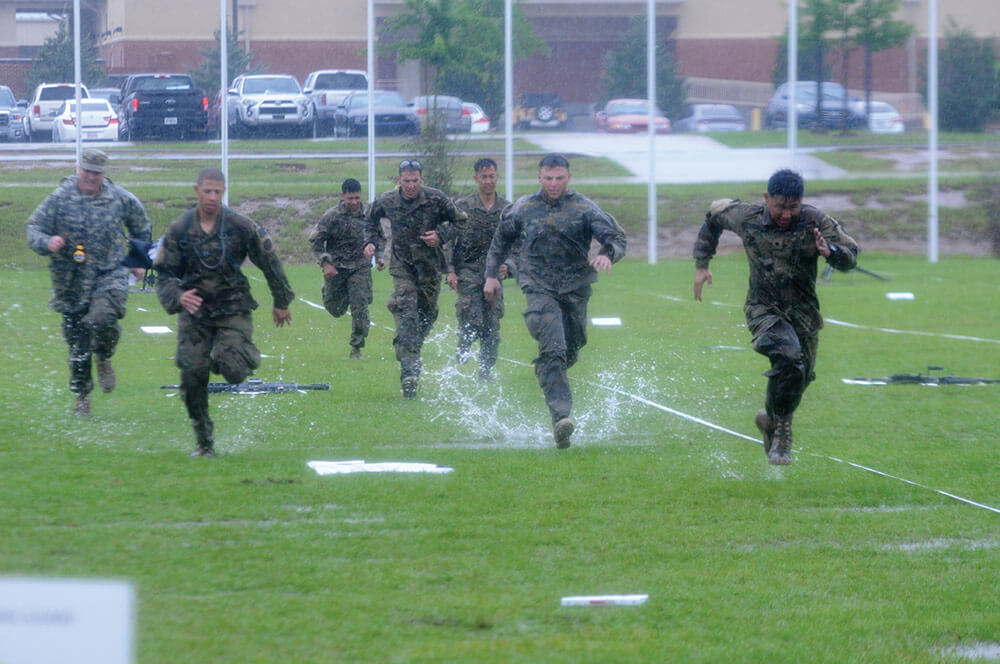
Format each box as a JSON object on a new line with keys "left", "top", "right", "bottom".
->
{"left": 27, "top": 148, "right": 152, "bottom": 416}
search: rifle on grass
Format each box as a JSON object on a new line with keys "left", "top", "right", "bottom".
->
{"left": 842, "top": 366, "right": 1000, "bottom": 386}
{"left": 161, "top": 377, "right": 330, "bottom": 393}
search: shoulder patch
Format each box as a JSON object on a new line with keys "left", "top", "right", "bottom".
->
{"left": 709, "top": 198, "right": 737, "bottom": 215}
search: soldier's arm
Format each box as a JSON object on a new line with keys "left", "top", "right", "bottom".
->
{"left": 818, "top": 213, "right": 859, "bottom": 272}
{"left": 310, "top": 211, "right": 334, "bottom": 266}
{"left": 483, "top": 208, "right": 520, "bottom": 280}
{"left": 434, "top": 196, "right": 468, "bottom": 246}
{"left": 247, "top": 224, "right": 295, "bottom": 310}
{"left": 364, "top": 200, "right": 387, "bottom": 256}
{"left": 121, "top": 189, "right": 153, "bottom": 243}
{"left": 590, "top": 208, "right": 627, "bottom": 264}
{"left": 153, "top": 227, "right": 186, "bottom": 314}
{"left": 26, "top": 192, "right": 62, "bottom": 256}
{"left": 693, "top": 198, "right": 741, "bottom": 269}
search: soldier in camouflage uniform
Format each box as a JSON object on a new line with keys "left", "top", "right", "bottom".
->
{"left": 310, "top": 178, "right": 384, "bottom": 360}
{"left": 363, "top": 160, "right": 467, "bottom": 398}
{"left": 154, "top": 167, "right": 294, "bottom": 457}
{"left": 27, "top": 149, "right": 152, "bottom": 417}
{"left": 484, "top": 154, "right": 626, "bottom": 449}
{"left": 446, "top": 158, "right": 511, "bottom": 381}
{"left": 693, "top": 169, "right": 859, "bottom": 465}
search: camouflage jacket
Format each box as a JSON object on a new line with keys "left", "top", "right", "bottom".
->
{"left": 484, "top": 189, "right": 626, "bottom": 295}
{"left": 447, "top": 191, "right": 510, "bottom": 283}
{"left": 154, "top": 206, "right": 295, "bottom": 318}
{"left": 309, "top": 200, "right": 370, "bottom": 271}
{"left": 693, "top": 199, "right": 859, "bottom": 334}
{"left": 365, "top": 185, "right": 467, "bottom": 282}
{"left": 27, "top": 175, "right": 152, "bottom": 313}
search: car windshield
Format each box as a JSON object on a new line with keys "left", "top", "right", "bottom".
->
{"left": 0, "top": 89, "right": 14, "bottom": 106}
{"left": 523, "top": 94, "right": 560, "bottom": 107}
{"left": 348, "top": 92, "right": 405, "bottom": 109}
{"left": 243, "top": 77, "right": 300, "bottom": 95}
{"left": 791, "top": 84, "right": 845, "bottom": 102}
{"left": 133, "top": 76, "right": 193, "bottom": 91}
{"left": 314, "top": 73, "right": 366, "bottom": 90}
{"left": 867, "top": 102, "right": 894, "bottom": 113}
{"left": 701, "top": 105, "right": 743, "bottom": 119}
{"left": 609, "top": 102, "right": 656, "bottom": 115}
{"left": 39, "top": 86, "right": 87, "bottom": 101}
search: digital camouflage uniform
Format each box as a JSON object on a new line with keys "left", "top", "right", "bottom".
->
{"left": 154, "top": 206, "right": 294, "bottom": 448}
{"left": 693, "top": 199, "right": 858, "bottom": 422}
{"left": 310, "top": 200, "right": 373, "bottom": 351}
{"left": 27, "top": 175, "right": 152, "bottom": 397}
{"left": 449, "top": 191, "right": 510, "bottom": 375}
{"left": 365, "top": 185, "right": 466, "bottom": 383}
{"left": 484, "top": 189, "right": 626, "bottom": 424}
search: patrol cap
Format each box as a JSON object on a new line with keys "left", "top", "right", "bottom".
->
{"left": 81, "top": 149, "right": 108, "bottom": 173}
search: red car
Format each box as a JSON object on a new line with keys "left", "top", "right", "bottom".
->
{"left": 594, "top": 98, "right": 670, "bottom": 134}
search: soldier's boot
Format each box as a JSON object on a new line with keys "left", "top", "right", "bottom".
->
{"left": 553, "top": 417, "right": 575, "bottom": 450}
{"left": 477, "top": 364, "right": 492, "bottom": 382}
{"left": 96, "top": 356, "right": 116, "bottom": 393}
{"left": 74, "top": 394, "right": 91, "bottom": 417}
{"left": 349, "top": 347, "right": 363, "bottom": 360}
{"left": 755, "top": 409, "right": 775, "bottom": 456}
{"left": 190, "top": 418, "right": 216, "bottom": 457}
{"left": 767, "top": 415, "right": 793, "bottom": 466}
{"left": 401, "top": 375, "right": 418, "bottom": 399}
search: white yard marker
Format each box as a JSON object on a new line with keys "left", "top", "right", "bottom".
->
{"left": 308, "top": 460, "right": 453, "bottom": 475}
{"left": 886, "top": 292, "right": 915, "bottom": 300}
{"left": 140, "top": 325, "right": 172, "bottom": 334}
{"left": 561, "top": 594, "right": 648, "bottom": 606}
{"left": 591, "top": 317, "right": 622, "bottom": 326}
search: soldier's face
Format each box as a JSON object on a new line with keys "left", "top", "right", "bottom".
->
{"left": 342, "top": 191, "right": 362, "bottom": 214}
{"left": 765, "top": 194, "right": 801, "bottom": 229}
{"left": 474, "top": 166, "right": 498, "bottom": 197}
{"left": 538, "top": 166, "right": 571, "bottom": 201}
{"left": 398, "top": 170, "right": 423, "bottom": 200}
{"left": 195, "top": 179, "right": 226, "bottom": 218}
{"left": 77, "top": 168, "right": 105, "bottom": 197}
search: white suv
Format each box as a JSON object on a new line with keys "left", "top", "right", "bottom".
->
{"left": 26, "top": 82, "right": 90, "bottom": 142}
{"left": 229, "top": 74, "right": 312, "bottom": 137}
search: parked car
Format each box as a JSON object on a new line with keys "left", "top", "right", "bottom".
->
{"left": 673, "top": 104, "right": 746, "bottom": 133}
{"left": 463, "top": 102, "right": 490, "bottom": 133}
{"left": 333, "top": 90, "right": 418, "bottom": 137}
{"left": 765, "top": 81, "right": 864, "bottom": 130}
{"left": 594, "top": 98, "right": 670, "bottom": 134}
{"left": 88, "top": 87, "right": 123, "bottom": 113}
{"left": 26, "top": 82, "right": 90, "bottom": 141}
{"left": 50, "top": 99, "right": 119, "bottom": 142}
{"left": 849, "top": 99, "right": 905, "bottom": 134}
{"left": 118, "top": 73, "right": 208, "bottom": 141}
{"left": 513, "top": 92, "right": 567, "bottom": 130}
{"left": 0, "top": 85, "right": 27, "bottom": 142}
{"left": 229, "top": 74, "right": 313, "bottom": 137}
{"left": 303, "top": 69, "right": 368, "bottom": 135}
{"left": 409, "top": 95, "right": 470, "bottom": 133}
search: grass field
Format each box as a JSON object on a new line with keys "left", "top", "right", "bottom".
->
{"left": 2, "top": 250, "right": 999, "bottom": 662}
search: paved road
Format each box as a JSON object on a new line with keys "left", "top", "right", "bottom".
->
{"left": 528, "top": 131, "right": 847, "bottom": 183}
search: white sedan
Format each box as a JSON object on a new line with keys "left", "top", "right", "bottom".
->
{"left": 850, "top": 100, "right": 905, "bottom": 134}
{"left": 51, "top": 99, "right": 120, "bottom": 142}
{"left": 463, "top": 102, "right": 490, "bottom": 133}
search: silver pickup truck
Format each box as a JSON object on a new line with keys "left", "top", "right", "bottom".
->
{"left": 302, "top": 69, "right": 368, "bottom": 136}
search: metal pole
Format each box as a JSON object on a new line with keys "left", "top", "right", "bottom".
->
{"left": 646, "top": 0, "right": 657, "bottom": 265}
{"left": 927, "top": 0, "right": 939, "bottom": 263}
{"left": 504, "top": 0, "right": 514, "bottom": 202}
{"left": 787, "top": 0, "right": 798, "bottom": 168}
{"left": 220, "top": 0, "right": 229, "bottom": 205}
{"left": 367, "top": 0, "right": 375, "bottom": 201}
{"left": 73, "top": 0, "right": 82, "bottom": 165}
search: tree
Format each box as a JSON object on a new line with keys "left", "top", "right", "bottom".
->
{"left": 25, "top": 19, "right": 104, "bottom": 96}
{"left": 853, "top": 0, "right": 913, "bottom": 118}
{"left": 597, "top": 17, "right": 687, "bottom": 123}
{"left": 924, "top": 22, "right": 999, "bottom": 132}
{"left": 189, "top": 29, "right": 266, "bottom": 99}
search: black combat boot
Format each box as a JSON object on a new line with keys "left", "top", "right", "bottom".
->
{"left": 191, "top": 418, "right": 215, "bottom": 457}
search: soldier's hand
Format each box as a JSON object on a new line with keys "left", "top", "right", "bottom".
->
{"left": 273, "top": 308, "right": 291, "bottom": 327}
{"left": 498, "top": 263, "right": 509, "bottom": 280}
{"left": 694, "top": 268, "right": 712, "bottom": 302}
{"left": 483, "top": 277, "right": 501, "bottom": 305}
{"left": 420, "top": 230, "right": 440, "bottom": 247}
{"left": 130, "top": 267, "right": 146, "bottom": 281}
{"left": 376, "top": 258, "right": 386, "bottom": 271}
{"left": 322, "top": 263, "right": 338, "bottom": 278}
{"left": 813, "top": 227, "right": 831, "bottom": 257}
{"left": 48, "top": 235, "right": 66, "bottom": 254}
{"left": 446, "top": 272, "right": 458, "bottom": 291}
{"left": 363, "top": 243, "right": 376, "bottom": 259}
{"left": 180, "top": 288, "right": 203, "bottom": 314}
{"left": 590, "top": 254, "right": 612, "bottom": 274}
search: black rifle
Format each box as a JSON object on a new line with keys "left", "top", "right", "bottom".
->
{"left": 161, "top": 377, "right": 331, "bottom": 393}
{"left": 821, "top": 264, "right": 890, "bottom": 282}
{"left": 848, "top": 366, "right": 1000, "bottom": 386}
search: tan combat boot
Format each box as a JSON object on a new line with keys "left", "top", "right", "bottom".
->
{"left": 767, "top": 415, "right": 793, "bottom": 465}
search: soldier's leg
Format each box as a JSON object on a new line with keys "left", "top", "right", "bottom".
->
{"left": 416, "top": 276, "right": 441, "bottom": 342}
{"left": 346, "top": 268, "right": 372, "bottom": 350}
{"left": 752, "top": 316, "right": 809, "bottom": 464}
{"left": 322, "top": 273, "right": 350, "bottom": 319}
{"left": 176, "top": 313, "right": 215, "bottom": 453}
{"left": 388, "top": 277, "right": 422, "bottom": 382}
{"left": 561, "top": 287, "right": 591, "bottom": 370}
{"left": 84, "top": 279, "right": 127, "bottom": 393}
{"left": 210, "top": 313, "right": 261, "bottom": 385}
{"left": 523, "top": 291, "right": 571, "bottom": 424}
{"left": 62, "top": 311, "right": 94, "bottom": 398}
{"left": 479, "top": 286, "right": 504, "bottom": 377}
{"left": 454, "top": 279, "right": 481, "bottom": 362}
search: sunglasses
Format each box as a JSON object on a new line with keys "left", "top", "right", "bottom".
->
{"left": 538, "top": 155, "right": 569, "bottom": 168}
{"left": 398, "top": 159, "right": 422, "bottom": 172}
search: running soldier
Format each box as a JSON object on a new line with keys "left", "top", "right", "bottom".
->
{"left": 363, "top": 160, "right": 467, "bottom": 398}
{"left": 446, "top": 158, "right": 511, "bottom": 381}
{"left": 154, "top": 167, "right": 294, "bottom": 457}
{"left": 310, "top": 178, "right": 384, "bottom": 360}
{"left": 484, "top": 154, "right": 626, "bottom": 449}
{"left": 693, "top": 168, "right": 859, "bottom": 465}
{"left": 27, "top": 149, "right": 152, "bottom": 416}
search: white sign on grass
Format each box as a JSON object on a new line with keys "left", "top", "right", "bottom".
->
{"left": 0, "top": 577, "right": 134, "bottom": 664}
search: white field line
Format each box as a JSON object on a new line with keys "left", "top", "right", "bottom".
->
{"left": 825, "top": 317, "right": 1000, "bottom": 344}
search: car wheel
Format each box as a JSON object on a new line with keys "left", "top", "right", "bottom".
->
{"left": 536, "top": 105, "right": 554, "bottom": 122}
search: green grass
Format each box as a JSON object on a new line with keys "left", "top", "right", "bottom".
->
{"left": 2, "top": 253, "right": 1000, "bottom": 662}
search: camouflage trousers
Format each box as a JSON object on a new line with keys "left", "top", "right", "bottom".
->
{"left": 522, "top": 285, "right": 591, "bottom": 424}
{"left": 61, "top": 280, "right": 128, "bottom": 395}
{"left": 749, "top": 313, "right": 818, "bottom": 418}
{"left": 175, "top": 311, "right": 261, "bottom": 425}
{"left": 387, "top": 274, "right": 441, "bottom": 379}
{"left": 455, "top": 277, "right": 504, "bottom": 371}
{"left": 322, "top": 267, "right": 373, "bottom": 349}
